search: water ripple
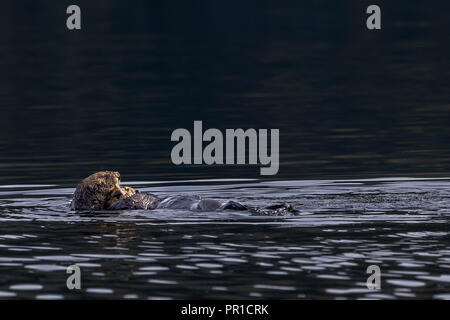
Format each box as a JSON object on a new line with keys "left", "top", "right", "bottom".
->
{"left": 0, "top": 178, "right": 449, "bottom": 299}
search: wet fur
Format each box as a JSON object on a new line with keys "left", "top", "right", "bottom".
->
{"left": 70, "top": 171, "right": 298, "bottom": 215}
{"left": 70, "top": 171, "right": 138, "bottom": 210}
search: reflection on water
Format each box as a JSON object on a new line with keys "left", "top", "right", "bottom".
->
{"left": 0, "top": 178, "right": 449, "bottom": 299}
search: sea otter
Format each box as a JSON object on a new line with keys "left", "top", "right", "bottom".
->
{"left": 70, "top": 171, "right": 297, "bottom": 216}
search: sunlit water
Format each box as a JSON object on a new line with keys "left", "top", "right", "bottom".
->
{"left": 0, "top": 177, "right": 449, "bottom": 299}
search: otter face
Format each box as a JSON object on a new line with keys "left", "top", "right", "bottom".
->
{"left": 70, "top": 171, "right": 138, "bottom": 211}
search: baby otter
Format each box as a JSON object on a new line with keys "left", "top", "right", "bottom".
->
{"left": 70, "top": 171, "right": 297, "bottom": 215}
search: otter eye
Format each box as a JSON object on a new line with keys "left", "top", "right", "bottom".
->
{"left": 112, "top": 190, "right": 122, "bottom": 199}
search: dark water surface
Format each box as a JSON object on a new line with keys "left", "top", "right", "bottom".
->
{"left": 0, "top": 0, "right": 449, "bottom": 183}
{"left": 0, "top": 1, "right": 449, "bottom": 299}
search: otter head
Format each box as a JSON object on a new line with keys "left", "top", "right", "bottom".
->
{"left": 70, "top": 171, "right": 138, "bottom": 211}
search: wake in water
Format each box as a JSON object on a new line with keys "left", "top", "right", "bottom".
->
{"left": 1, "top": 176, "right": 450, "bottom": 222}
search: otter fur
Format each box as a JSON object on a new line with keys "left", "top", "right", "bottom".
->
{"left": 70, "top": 171, "right": 298, "bottom": 215}
{"left": 70, "top": 171, "right": 139, "bottom": 210}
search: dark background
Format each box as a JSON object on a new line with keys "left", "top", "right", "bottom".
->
{"left": 0, "top": 0, "right": 449, "bottom": 184}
